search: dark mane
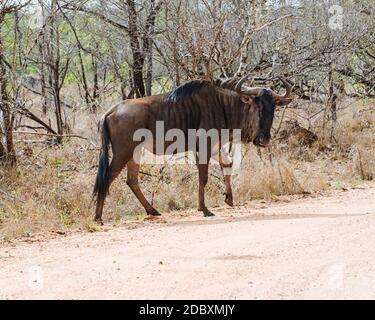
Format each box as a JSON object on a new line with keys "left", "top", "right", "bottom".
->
{"left": 165, "top": 80, "right": 208, "bottom": 102}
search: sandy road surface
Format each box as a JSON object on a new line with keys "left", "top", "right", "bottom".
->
{"left": 1, "top": 185, "right": 375, "bottom": 300}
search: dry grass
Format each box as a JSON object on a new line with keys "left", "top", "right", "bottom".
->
{"left": 235, "top": 151, "right": 328, "bottom": 201}
{"left": 0, "top": 97, "right": 374, "bottom": 239}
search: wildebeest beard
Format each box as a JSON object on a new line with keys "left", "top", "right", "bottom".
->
{"left": 252, "top": 89, "right": 276, "bottom": 147}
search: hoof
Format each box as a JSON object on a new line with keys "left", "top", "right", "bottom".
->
{"left": 225, "top": 197, "right": 234, "bottom": 207}
{"left": 203, "top": 208, "right": 215, "bottom": 217}
{"left": 94, "top": 218, "right": 104, "bottom": 226}
{"left": 147, "top": 208, "right": 161, "bottom": 216}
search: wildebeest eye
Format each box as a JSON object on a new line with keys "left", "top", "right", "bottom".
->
{"left": 240, "top": 95, "right": 253, "bottom": 104}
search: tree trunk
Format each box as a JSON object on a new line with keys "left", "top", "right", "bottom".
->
{"left": 145, "top": 51, "right": 153, "bottom": 96}
{"left": 39, "top": 42, "right": 48, "bottom": 115}
{"left": 144, "top": 0, "right": 159, "bottom": 96}
{"left": 328, "top": 67, "right": 337, "bottom": 142}
{"left": 91, "top": 43, "right": 99, "bottom": 111}
{"left": 38, "top": 2, "right": 48, "bottom": 115}
{"left": 46, "top": 0, "right": 64, "bottom": 142}
{"left": 0, "top": 123, "right": 5, "bottom": 161}
{"left": 0, "top": 15, "right": 16, "bottom": 165}
{"left": 126, "top": 0, "right": 145, "bottom": 98}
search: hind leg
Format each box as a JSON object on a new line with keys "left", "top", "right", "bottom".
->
{"left": 94, "top": 156, "right": 129, "bottom": 224}
{"left": 94, "top": 196, "right": 105, "bottom": 224}
{"left": 126, "top": 159, "right": 160, "bottom": 216}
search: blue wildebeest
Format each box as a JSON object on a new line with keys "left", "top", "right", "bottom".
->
{"left": 93, "top": 75, "right": 292, "bottom": 223}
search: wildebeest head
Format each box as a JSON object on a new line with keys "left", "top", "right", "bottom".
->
{"left": 221, "top": 75, "right": 292, "bottom": 147}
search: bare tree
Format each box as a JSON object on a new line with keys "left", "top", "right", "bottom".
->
{"left": 0, "top": 1, "right": 31, "bottom": 165}
{"left": 62, "top": 0, "right": 163, "bottom": 98}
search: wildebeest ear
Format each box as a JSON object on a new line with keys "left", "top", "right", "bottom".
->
{"left": 240, "top": 95, "right": 254, "bottom": 104}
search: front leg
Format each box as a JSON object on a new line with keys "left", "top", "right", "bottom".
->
{"left": 224, "top": 174, "right": 234, "bottom": 207}
{"left": 197, "top": 163, "right": 215, "bottom": 217}
{"left": 221, "top": 166, "right": 234, "bottom": 207}
{"left": 218, "top": 142, "right": 234, "bottom": 207}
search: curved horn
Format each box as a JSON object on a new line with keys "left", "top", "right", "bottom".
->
{"left": 270, "top": 77, "right": 292, "bottom": 102}
{"left": 221, "top": 76, "right": 238, "bottom": 89}
{"left": 234, "top": 74, "right": 251, "bottom": 92}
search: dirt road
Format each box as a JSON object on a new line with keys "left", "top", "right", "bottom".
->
{"left": 1, "top": 185, "right": 375, "bottom": 300}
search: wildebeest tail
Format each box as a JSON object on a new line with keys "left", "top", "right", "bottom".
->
{"left": 93, "top": 115, "right": 111, "bottom": 201}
